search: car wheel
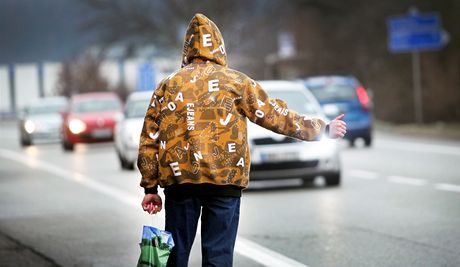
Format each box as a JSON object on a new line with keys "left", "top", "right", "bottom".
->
{"left": 125, "top": 161, "right": 135, "bottom": 170}
{"left": 363, "top": 135, "right": 372, "bottom": 147}
{"left": 118, "top": 151, "right": 127, "bottom": 169}
{"left": 325, "top": 172, "right": 341, "bottom": 186}
{"left": 349, "top": 138, "right": 356, "bottom": 147}
{"left": 118, "top": 151, "right": 134, "bottom": 170}
{"left": 20, "top": 137, "right": 32, "bottom": 147}
{"left": 62, "top": 139, "right": 74, "bottom": 151}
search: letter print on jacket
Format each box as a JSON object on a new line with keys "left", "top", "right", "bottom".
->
{"left": 138, "top": 13, "right": 327, "bottom": 191}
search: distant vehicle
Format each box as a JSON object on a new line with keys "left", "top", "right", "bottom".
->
{"left": 114, "top": 91, "right": 151, "bottom": 170}
{"left": 18, "top": 96, "right": 68, "bottom": 147}
{"left": 303, "top": 75, "right": 373, "bottom": 147}
{"left": 61, "top": 92, "right": 123, "bottom": 151}
{"left": 249, "top": 80, "right": 341, "bottom": 186}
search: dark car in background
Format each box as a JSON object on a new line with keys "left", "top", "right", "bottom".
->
{"left": 18, "top": 96, "right": 68, "bottom": 147}
{"left": 61, "top": 92, "right": 123, "bottom": 151}
{"left": 304, "top": 75, "right": 373, "bottom": 147}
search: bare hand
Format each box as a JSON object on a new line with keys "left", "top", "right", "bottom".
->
{"left": 328, "top": 114, "right": 347, "bottom": 139}
{"left": 141, "top": 193, "right": 162, "bottom": 214}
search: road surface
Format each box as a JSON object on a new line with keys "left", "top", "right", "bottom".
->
{"left": 1, "top": 120, "right": 459, "bottom": 267}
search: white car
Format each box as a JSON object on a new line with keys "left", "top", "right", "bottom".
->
{"left": 115, "top": 83, "right": 341, "bottom": 185}
{"left": 114, "top": 91, "right": 152, "bottom": 170}
{"left": 248, "top": 80, "right": 341, "bottom": 186}
{"left": 18, "top": 96, "right": 68, "bottom": 147}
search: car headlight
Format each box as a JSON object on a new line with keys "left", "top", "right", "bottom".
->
{"left": 24, "top": 120, "right": 36, "bottom": 134}
{"left": 69, "top": 119, "right": 87, "bottom": 134}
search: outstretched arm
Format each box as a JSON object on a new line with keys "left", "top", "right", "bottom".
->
{"left": 238, "top": 79, "right": 334, "bottom": 141}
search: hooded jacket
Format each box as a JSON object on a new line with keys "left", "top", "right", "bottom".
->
{"left": 138, "top": 14, "right": 327, "bottom": 196}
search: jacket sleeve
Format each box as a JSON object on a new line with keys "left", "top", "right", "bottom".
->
{"left": 137, "top": 81, "right": 166, "bottom": 194}
{"left": 237, "top": 78, "right": 327, "bottom": 141}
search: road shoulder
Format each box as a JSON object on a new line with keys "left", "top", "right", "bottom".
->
{"left": 0, "top": 230, "right": 60, "bottom": 267}
{"left": 375, "top": 121, "right": 460, "bottom": 141}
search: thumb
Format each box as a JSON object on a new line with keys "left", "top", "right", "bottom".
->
{"left": 334, "top": 114, "right": 345, "bottom": 121}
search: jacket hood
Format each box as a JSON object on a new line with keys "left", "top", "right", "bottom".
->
{"left": 182, "top": 13, "right": 227, "bottom": 67}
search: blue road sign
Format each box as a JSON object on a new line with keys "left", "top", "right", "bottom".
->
{"left": 137, "top": 62, "right": 156, "bottom": 91}
{"left": 387, "top": 11, "right": 447, "bottom": 53}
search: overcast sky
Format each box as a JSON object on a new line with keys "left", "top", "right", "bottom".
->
{"left": 0, "top": 0, "right": 97, "bottom": 64}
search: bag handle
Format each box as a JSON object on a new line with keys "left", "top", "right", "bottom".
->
{"left": 150, "top": 213, "right": 161, "bottom": 227}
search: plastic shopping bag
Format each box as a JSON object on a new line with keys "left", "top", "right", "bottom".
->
{"left": 137, "top": 225, "right": 175, "bottom": 267}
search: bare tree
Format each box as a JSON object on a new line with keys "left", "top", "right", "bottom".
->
{"left": 78, "top": 0, "right": 284, "bottom": 57}
{"left": 77, "top": 0, "right": 460, "bottom": 122}
{"left": 56, "top": 54, "right": 109, "bottom": 97}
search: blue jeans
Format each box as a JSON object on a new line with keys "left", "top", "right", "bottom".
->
{"left": 165, "top": 195, "right": 241, "bottom": 267}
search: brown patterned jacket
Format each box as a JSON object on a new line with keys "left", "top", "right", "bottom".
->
{"left": 138, "top": 14, "right": 327, "bottom": 194}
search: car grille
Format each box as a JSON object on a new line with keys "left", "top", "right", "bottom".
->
{"left": 251, "top": 160, "right": 319, "bottom": 171}
{"left": 252, "top": 137, "right": 300, "bottom": 145}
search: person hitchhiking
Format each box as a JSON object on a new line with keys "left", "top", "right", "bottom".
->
{"left": 138, "top": 13, "right": 346, "bottom": 267}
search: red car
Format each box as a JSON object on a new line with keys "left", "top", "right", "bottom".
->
{"left": 61, "top": 92, "right": 123, "bottom": 151}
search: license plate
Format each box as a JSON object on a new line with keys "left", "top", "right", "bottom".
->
{"left": 91, "top": 128, "right": 112, "bottom": 138}
{"left": 261, "top": 151, "right": 300, "bottom": 163}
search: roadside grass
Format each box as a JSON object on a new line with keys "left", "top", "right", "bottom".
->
{"left": 375, "top": 120, "right": 460, "bottom": 141}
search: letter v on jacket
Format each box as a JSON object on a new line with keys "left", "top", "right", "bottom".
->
{"left": 138, "top": 13, "right": 327, "bottom": 192}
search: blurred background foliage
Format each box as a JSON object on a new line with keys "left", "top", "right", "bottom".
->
{"left": 56, "top": 54, "right": 108, "bottom": 98}
{"left": 56, "top": 53, "right": 130, "bottom": 100}
{"left": 0, "top": 0, "right": 459, "bottom": 123}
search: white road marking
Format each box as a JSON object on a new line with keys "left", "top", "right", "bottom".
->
{"left": 434, "top": 183, "right": 460, "bottom": 193}
{"left": 0, "top": 148, "right": 140, "bottom": 207}
{"left": 0, "top": 148, "right": 309, "bottom": 267}
{"left": 387, "top": 175, "right": 427, "bottom": 186}
{"left": 377, "top": 140, "right": 460, "bottom": 156}
{"left": 350, "top": 168, "right": 460, "bottom": 194}
{"left": 348, "top": 169, "right": 379, "bottom": 180}
{"left": 236, "top": 238, "right": 309, "bottom": 267}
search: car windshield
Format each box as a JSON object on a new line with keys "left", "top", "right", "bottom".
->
{"left": 267, "top": 90, "right": 318, "bottom": 115}
{"left": 28, "top": 103, "right": 66, "bottom": 115}
{"left": 125, "top": 99, "right": 149, "bottom": 118}
{"left": 308, "top": 83, "right": 357, "bottom": 102}
{"left": 73, "top": 99, "right": 121, "bottom": 113}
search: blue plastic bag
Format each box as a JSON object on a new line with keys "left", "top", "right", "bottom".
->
{"left": 137, "top": 225, "right": 174, "bottom": 267}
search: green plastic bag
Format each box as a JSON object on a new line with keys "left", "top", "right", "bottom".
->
{"left": 137, "top": 225, "right": 175, "bottom": 267}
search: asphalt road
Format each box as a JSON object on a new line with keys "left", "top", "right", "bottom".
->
{"left": 1, "top": 120, "right": 460, "bottom": 267}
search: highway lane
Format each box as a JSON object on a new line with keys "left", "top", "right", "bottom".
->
{"left": 1, "top": 120, "right": 460, "bottom": 267}
{"left": 0, "top": 144, "right": 265, "bottom": 267}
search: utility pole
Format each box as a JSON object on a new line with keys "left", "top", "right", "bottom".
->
{"left": 8, "top": 64, "right": 16, "bottom": 114}
{"left": 387, "top": 7, "right": 449, "bottom": 124}
{"left": 38, "top": 62, "right": 45, "bottom": 98}
{"left": 412, "top": 51, "right": 423, "bottom": 123}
